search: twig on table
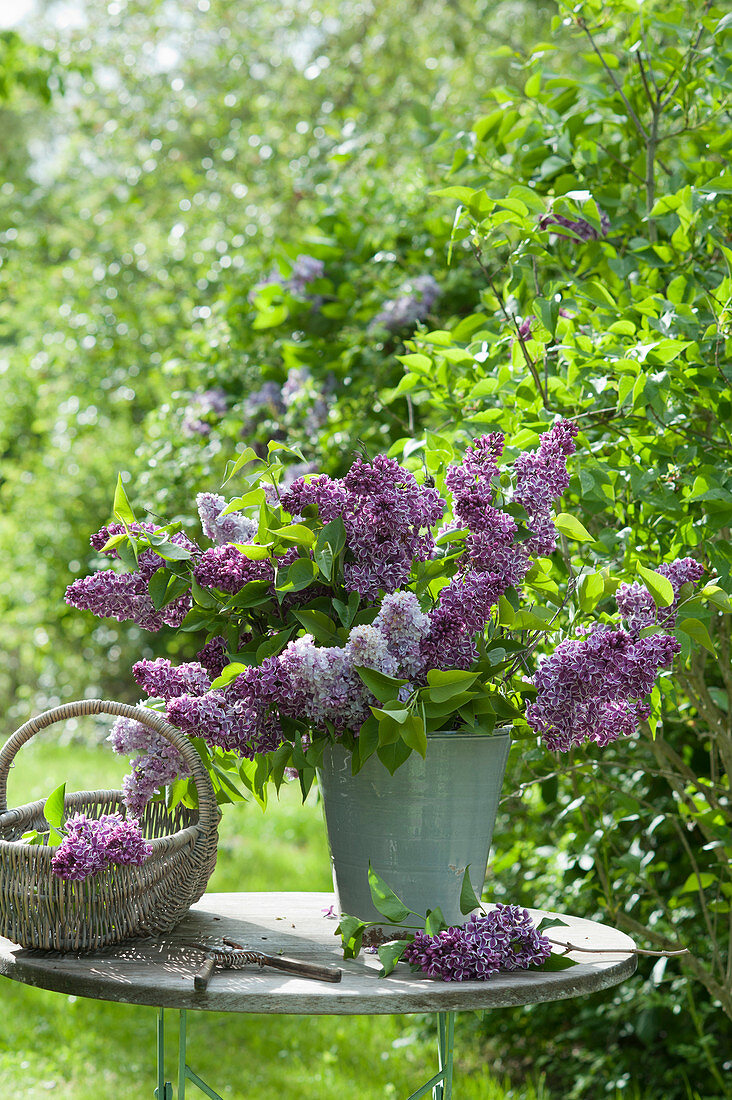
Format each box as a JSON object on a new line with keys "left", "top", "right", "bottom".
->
{"left": 545, "top": 937, "right": 689, "bottom": 958}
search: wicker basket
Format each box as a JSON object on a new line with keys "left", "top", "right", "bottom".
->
{"left": 0, "top": 699, "right": 220, "bottom": 952}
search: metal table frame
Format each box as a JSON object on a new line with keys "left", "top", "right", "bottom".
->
{"left": 0, "top": 892, "right": 637, "bottom": 1099}
{"left": 155, "top": 1005, "right": 456, "bottom": 1100}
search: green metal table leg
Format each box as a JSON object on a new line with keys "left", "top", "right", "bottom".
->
{"left": 404, "top": 1012, "right": 455, "bottom": 1100}
{"left": 154, "top": 1009, "right": 224, "bottom": 1100}
{"left": 159, "top": 1007, "right": 454, "bottom": 1099}
{"left": 155, "top": 1008, "right": 173, "bottom": 1100}
{"left": 435, "top": 1012, "right": 454, "bottom": 1100}
{"left": 178, "top": 1012, "right": 187, "bottom": 1100}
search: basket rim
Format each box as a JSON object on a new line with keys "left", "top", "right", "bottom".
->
{"left": 0, "top": 789, "right": 206, "bottom": 856}
{"left": 0, "top": 820, "right": 204, "bottom": 861}
{"left": 0, "top": 699, "right": 219, "bottom": 833}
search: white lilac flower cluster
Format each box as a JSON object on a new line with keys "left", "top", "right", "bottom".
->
{"left": 196, "top": 492, "right": 258, "bottom": 546}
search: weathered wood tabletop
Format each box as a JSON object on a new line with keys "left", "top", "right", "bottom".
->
{"left": 0, "top": 892, "right": 637, "bottom": 1014}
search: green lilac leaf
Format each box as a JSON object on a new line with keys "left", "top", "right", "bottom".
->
{"left": 43, "top": 783, "right": 66, "bottom": 830}
{"left": 459, "top": 866, "right": 484, "bottom": 916}
{"left": 368, "top": 864, "right": 412, "bottom": 922}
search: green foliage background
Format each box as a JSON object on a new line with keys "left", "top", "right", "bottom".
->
{"left": 1, "top": 1, "right": 731, "bottom": 1097}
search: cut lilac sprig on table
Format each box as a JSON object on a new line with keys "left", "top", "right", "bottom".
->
{"left": 336, "top": 866, "right": 556, "bottom": 981}
{"left": 402, "top": 905, "right": 552, "bottom": 981}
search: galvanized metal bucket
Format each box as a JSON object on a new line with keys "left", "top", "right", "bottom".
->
{"left": 318, "top": 729, "right": 511, "bottom": 926}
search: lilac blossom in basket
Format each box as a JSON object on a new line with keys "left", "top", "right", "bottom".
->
{"left": 51, "top": 812, "right": 152, "bottom": 881}
{"left": 403, "top": 905, "right": 552, "bottom": 981}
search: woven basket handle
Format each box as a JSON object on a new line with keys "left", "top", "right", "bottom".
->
{"left": 0, "top": 699, "right": 219, "bottom": 830}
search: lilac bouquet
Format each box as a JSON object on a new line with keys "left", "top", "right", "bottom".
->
{"left": 65, "top": 423, "right": 697, "bottom": 811}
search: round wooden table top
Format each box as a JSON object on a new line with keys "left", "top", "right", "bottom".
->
{"left": 0, "top": 892, "right": 637, "bottom": 1015}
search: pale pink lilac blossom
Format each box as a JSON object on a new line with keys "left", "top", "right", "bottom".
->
{"left": 196, "top": 493, "right": 258, "bottom": 546}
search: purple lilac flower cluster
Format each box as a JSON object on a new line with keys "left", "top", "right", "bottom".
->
{"left": 420, "top": 423, "right": 576, "bottom": 670}
{"left": 159, "top": 591, "right": 431, "bottom": 749}
{"left": 51, "top": 812, "right": 152, "bottom": 881}
{"left": 110, "top": 647, "right": 233, "bottom": 814}
{"left": 196, "top": 635, "right": 229, "bottom": 679}
{"left": 281, "top": 455, "right": 445, "bottom": 599}
{"left": 66, "top": 528, "right": 198, "bottom": 631}
{"left": 167, "top": 657, "right": 286, "bottom": 756}
{"left": 289, "top": 254, "right": 325, "bottom": 295}
{"left": 133, "top": 657, "right": 211, "bottom": 699}
{"left": 372, "top": 275, "right": 441, "bottom": 334}
{"left": 250, "top": 253, "right": 324, "bottom": 302}
{"left": 108, "top": 711, "right": 193, "bottom": 816}
{"left": 281, "top": 367, "right": 330, "bottom": 434}
{"left": 403, "top": 904, "right": 552, "bottom": 981}
{"left": 527, "top": 626, "right": 681, "bottom": 752}
{"left": 244, "top": 380, "right": 286, "bottom": 420}
{"left": 241, "top": 368, "right": 331, "bottom": 438}
{"left": 181, "top": 388, "right": 228, "bottom": 437}
{"left": 513, "top": 419, "right": 579, "bottom": 555}
{"left": 193, "top": 544, "right": 273, "bottom": 594}
{"left": 89, "top": 522, "right": 155, "bottom": 555}
{"left": 616, "top": 557, "right": 704, "bottom": 632}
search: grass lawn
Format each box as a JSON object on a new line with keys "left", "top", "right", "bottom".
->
{"left": 0, "top": 736, "right": 609, "bottom": 1099}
